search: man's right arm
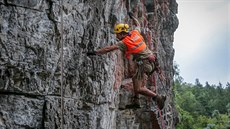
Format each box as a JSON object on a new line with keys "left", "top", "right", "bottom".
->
{"left": 96, "top": 44, "right": 119, "bottom": 55}
{"left": 87, "top": 42, "right": 126, "bottom": 56}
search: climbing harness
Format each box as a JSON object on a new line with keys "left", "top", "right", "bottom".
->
{"left": 136, "top": 60, "right": 144, "bottom": 65}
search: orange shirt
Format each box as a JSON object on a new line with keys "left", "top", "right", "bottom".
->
{"left": 122, "top": 30, "right": 147, "bottom": 58}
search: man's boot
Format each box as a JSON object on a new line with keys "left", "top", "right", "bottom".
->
{"left": 153, "top": 95, "right": 166, "bottom": 110}
{"left": 126, "top": 96, "right": 141, "bottom": 109}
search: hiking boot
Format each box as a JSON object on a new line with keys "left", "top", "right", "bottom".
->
{"left": 153, "top": 95, "right": 166, "bottom": 110}
{"left": 126, "top": 96, "right": 141, "bottom": 109}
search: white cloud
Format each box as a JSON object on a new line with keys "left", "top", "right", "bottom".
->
{"left": 174, "top": 0, "right": 229, "bottom": 85}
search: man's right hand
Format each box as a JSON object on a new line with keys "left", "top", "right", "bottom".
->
{"left": 87, "top": 50, "right": 97, "bottom": 56}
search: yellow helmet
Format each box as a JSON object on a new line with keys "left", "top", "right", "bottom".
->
{"left": 114, "top": 23, "right": 129, "bottom": 33}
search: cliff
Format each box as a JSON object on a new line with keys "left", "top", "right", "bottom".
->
{"left": 0, "top": 0, "right": 179, "bottom": 129}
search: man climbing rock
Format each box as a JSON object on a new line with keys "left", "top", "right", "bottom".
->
{"left": 87, "top": 13, "right": 166, "bottom": 110}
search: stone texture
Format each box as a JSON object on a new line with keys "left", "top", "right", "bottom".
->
{"left": 6, "top": 0, "right": 47, "bottom": 10}
{"left": 0, "top": 94, "right": 44, "bottom": 128}
{"left": 0, "top": 0, "right": 179, "bottom": 129}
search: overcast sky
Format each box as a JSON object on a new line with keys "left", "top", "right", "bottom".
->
{"left": 174, "top": 0, "right": 230, "bottom": 85}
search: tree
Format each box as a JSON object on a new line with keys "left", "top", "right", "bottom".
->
{"left": 195, "top": 78, "right": 202, "bottom": 87}
{"left": 173, "top": 65, "right": 230, "bottom": 129}
{"left": 227, "top": 82, "right": 230, "bottom": 88}
{"left": 226, "top": 103, "right": 230, "bottom": 117}
{"left": 205, "top": 81, "right": 211, "bottom": 88}
{"left": 173, "top": 63, "right": 183, "bottom": 83}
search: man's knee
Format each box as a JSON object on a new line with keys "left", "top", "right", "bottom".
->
{"left": 135, "top": 87, "right": 145, "bottom": 94}
{"left": 133, "top": 77, "right": 147, "bottom": 93}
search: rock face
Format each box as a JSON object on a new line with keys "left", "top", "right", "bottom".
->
{"left": 0, "top": 0, "right": 179, "bottom": 129}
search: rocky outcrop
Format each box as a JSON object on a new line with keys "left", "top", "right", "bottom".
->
{"left": 0, "top": 0, "right": 178, "bottom": 129}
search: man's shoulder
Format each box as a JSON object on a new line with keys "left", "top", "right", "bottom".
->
{"left": 116, "top": 41, "right": 127, "bottom": 51}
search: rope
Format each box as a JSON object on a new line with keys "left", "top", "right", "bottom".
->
{"left": 60, "top": 0, "right": 64, "bottom": 129}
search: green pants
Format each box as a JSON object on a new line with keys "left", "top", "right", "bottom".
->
{"left": 133, "top": 60, "right": 155, "bottom": 80}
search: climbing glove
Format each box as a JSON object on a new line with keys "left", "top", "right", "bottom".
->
{"left": 87, "top": 50, "right": 97, "bottom": 56}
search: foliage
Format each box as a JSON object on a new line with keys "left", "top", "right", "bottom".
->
{"left": 173, "top": 63, "right": 230, "bottom": 129}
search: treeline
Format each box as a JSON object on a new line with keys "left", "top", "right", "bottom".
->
{"left": 173, "top": 65, "right": 230, "bottom": 129}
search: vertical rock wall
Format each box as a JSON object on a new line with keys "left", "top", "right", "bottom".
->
{"left": 0, "top": 0, "right": 178, "bottom": 129}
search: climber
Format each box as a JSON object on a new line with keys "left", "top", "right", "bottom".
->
{"left": 87, "top": 12, "right": 166, "bottom": 110}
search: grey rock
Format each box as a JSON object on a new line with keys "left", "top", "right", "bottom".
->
{"left": 0, "top": 94, "right": 44, "bottom": 128}
{"left": 0, "top": 0, "right": 179, "bottom": 129}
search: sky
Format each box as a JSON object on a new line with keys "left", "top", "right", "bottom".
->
{"left": 174, "top": 0, "right": 230, "bottom": 85}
